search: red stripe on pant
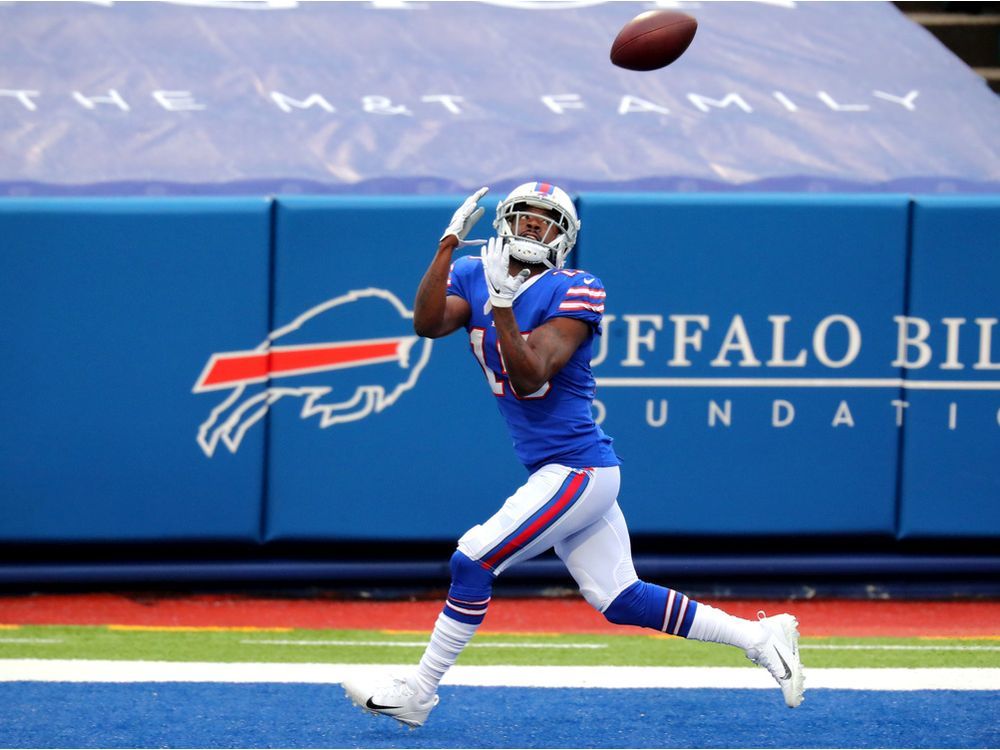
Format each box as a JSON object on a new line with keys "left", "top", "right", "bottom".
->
{"left": 482, "top": 471, "right": 587, "bottom": 570}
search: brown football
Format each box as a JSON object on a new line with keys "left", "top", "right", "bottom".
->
{"left": 610, "top": 10, "right": 698, "bottom": 71}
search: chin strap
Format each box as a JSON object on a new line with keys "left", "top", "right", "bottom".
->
{"left": 507, "top": 236, "right": 566, "bottom": 269}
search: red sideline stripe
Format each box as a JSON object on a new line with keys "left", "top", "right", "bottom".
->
{"left": 2, "top": 594, "right": 999, "bottom": 636}
{"left": 482, "top": 471, "right": 587, "bottom": 569}
{"left": 201, "top": 340, "right": 404, "bottom": 388}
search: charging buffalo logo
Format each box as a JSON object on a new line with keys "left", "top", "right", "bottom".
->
{"left": 193, "top": 288, "right": 432, "bottom": 457}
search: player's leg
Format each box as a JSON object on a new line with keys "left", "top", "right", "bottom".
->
{"left": 407, "top": 547, "right": 493, "bottom": 705}
{"left": 408, "top": 464, "right": 614, "bottom": 703}
{"left": 342, "top": 546, "right": 488, "bottom": 727}
{"left": 555, "top": 501, "right": 805, "bottom": 708}
{"left": 342, "top": 464, "right": 611, "bottom": 727}
{"left": 471, "top": 463, "right": 618, "bottom": 576}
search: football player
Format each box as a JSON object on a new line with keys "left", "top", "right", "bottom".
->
{"left": 342, "top": 183, "right": 805, "bottom": 726}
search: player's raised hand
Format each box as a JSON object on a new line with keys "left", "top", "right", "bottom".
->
{"left": 482, "top": 236, "right": 530, "bottom": 313}
{"left": 440, "top": 187, "right": 489, "bottom": 247}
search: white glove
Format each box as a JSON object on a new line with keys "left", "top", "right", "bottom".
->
{"left": 440, "top": 186, "right": 489, "bottom": 247}
{"left": 482, "top": 236, "right": 530, "bottom": 313}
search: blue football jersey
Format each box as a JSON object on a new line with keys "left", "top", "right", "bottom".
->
{"left": 447, "top": 255, "right": 620, "bottom": 473}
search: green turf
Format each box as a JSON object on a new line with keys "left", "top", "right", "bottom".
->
{"left": 0, "top": 625, "right": 997, "bottom": 668}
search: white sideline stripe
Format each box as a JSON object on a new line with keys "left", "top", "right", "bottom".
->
{"left": 1, "top": 660, "right": 998, "bottom": 690}
{"left": 804, "top": 644, "right": 1000, "bottom": 652}
{"left": 240, "top": 640, "right": 605, "bottom": 649}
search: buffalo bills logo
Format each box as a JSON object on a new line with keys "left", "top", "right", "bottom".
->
{"left": 193, "top": 288, "right": 432, "bottom": 457}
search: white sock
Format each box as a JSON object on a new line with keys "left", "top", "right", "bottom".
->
{"left": 686, "top": 603, "right": 763, "bottom": 651}
{"left": 411, "top": 613, "right": 479, "bottom": 702}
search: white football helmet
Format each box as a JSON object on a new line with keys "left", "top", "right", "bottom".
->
{"left": 493, "top": 182, "right": 581, "bottom": 269}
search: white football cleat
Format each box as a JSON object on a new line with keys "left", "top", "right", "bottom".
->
{"left": 746, "top": 612, "right": 805, "bottom": 708}
{"left": 342, "top": 675, "right": 439, "bottom": 728}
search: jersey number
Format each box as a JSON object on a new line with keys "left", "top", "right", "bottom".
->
{"left": 470, "top": 328, "right": 550, "bottom": 399}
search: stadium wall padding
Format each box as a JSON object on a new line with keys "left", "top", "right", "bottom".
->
{"left": 577, "top": 194, "right": 909, "bottom": 536}
{"left": 263, "top": 196, "right": 523, "bottom": 542}
{"left": 897, "top": 197, "right": 1000, "bottom": 539}
{"left": 0, "top": 195, "right": 997, "bottom": 545}
{"left": 0, "top": 198, "right": 272, "bottom": 542}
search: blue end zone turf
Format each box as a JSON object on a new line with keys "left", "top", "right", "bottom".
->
{"left": 0, "top": 684, "right": 996, "bottom": 748}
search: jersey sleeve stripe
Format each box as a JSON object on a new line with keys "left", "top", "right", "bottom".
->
{"left": 558, "top": 301, "right": 605, "bottom": 313}
{"left": 566, "top": 287, "right": 606, "bottom": 298}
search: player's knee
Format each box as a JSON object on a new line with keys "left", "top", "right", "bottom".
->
{"left": 449, "top": 549, "right": 494, "bottom": 599}
{"left": 444, "top": 550, "right": 494, "bottom": 626}
{"left": 602, "top": 580, "right": 649, "bottom": 627}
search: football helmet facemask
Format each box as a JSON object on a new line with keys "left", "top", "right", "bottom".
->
{"left": 493, "top": 182, "right": 580, "bottom": 269}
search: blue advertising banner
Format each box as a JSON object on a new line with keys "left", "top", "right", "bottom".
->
{"left": 259, "top": 196, "right": 524, "bottom": 541}
{"left": 898, "top": 197, "right": 1000, "bottom": 538}
{"left": 1, "top": 1, "right": 997, "bottom": 196}
{"left": 1, "top": 195, "right": 996, "bottom": 546}
{"left": 577, "top": 194, "right": 910, "bottom": 535}
{"left": 0, "top": 199, "right": 272, "bottom": 542}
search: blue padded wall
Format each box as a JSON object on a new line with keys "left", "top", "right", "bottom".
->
{"left": 263, "top": 196, "right": 523, "bottom": 542}
{"left": 575, "top": 194, "right": 910, "bottom": 536}
{"left": 898, "top": 197, "right": 1000, "bottom": 538}
{"left": 0, "top": 199, "right": 270, "bottom": 542}
{"left": 1, "top": 194, "right": 996, "bottom": 548}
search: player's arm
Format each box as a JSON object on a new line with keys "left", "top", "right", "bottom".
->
{"left": 413, "top": 235, "right": 471, "bottom": 338}
{"left": 480, "top": 235, "right": 590, "bottom": 394}
{"left": 493, "top": 309, "right": 589, "bottom": 396}
{"left": 413, "top": 188, "right": 489, "bottom": 338}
